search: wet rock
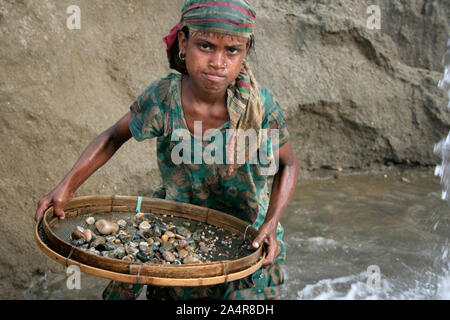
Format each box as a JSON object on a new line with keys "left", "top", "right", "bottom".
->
{"left": 147, "top": 238, "right": 154, "bottom": 245}
{"left": 135, "top": 212, "right": 145, "bottom": 221}
{"left": 178, "top": 249, "right": 188, "bottom": 259}
{"left": 85, "top": 217, "right": 95, "bottom": 225}
{"left": 83, "top": 229, "right": 92, "bottom": 242}
{"left": 161, "top": 234, "right": 169, "bottom": 242}
{"left": 176, "top": 226, "right": 190, "bottom": 238}
{"left": 71, "top": 230, "right": 85, "bottom": 241}
{"left": 71, "top": 238, "right": 85, "bottom": 246}
{"left": 176, "top": 239, "right": 189, "bottom": 250}
{"left": 165, "top": 231, "right": 175, "bottom": 238}
{"left": 162, "top": 250, "right": 175, "bottom": 263}
{"left": 152, "top": 226, "right": 162, "bottom": 237}
{"left": 122, "top": 255, "right": 134, "bottom": 262}
{"left": 154, "top": 219, "right": 167, "bottom": 233}
{"left": 139, "top": 221, "right": 151, "bottom": 232}
{"left": 117, "top": 219, "right": 127, "bottom": 228}
{"left": 112, "top": 247, "right": 126, "bottom": 259}
{"left": 183, "top": 255, "right": 201, "bottom": 264}
{"left": 137, "top": 252, "right": 150, "bottom": 262}
{"left": 105, "top": 236, "right": 116, "bottom": 243}
{"left": 90, "top": 236, "right": 106, "bottom": 248}
{"left": 161, "top": 241, "right": 173, "bottom": 251}
{"left": 95, "top": 219, "right": 119, "bottom": 235}
{"left": 125, "top": 244, "right": 139, "bottom": 256}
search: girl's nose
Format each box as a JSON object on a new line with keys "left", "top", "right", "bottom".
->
{"left": 209, "top": 51, "right": 226, "bottom": 69}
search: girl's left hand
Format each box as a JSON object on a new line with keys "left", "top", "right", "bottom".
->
{"left": 252, "top": 223, "right": 280, "bottom": 268}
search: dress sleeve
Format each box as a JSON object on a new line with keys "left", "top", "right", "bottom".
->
{"left": 260, "top": 88, "right": 290, "bottom": 150}
{"left": 129, "top": 80, "right": 165, "bottom": 141}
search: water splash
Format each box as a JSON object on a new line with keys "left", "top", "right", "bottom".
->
{"left": 434, "top": 38, "right": 450, "bottom": 201}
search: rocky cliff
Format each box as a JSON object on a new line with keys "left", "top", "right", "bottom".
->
{"left": 0, "top": 0, "right": 449, "bottom": 298}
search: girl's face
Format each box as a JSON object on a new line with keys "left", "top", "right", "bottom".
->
{"left": 178, "top": 31, "right": 249, "bottom": 95}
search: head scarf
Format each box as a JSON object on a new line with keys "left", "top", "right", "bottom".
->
{"left": 163, "top": 0, "right": 264, "bottom": 176}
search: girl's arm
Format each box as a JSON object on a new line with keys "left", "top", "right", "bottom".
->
{"left": 34, "top": 112, "right": 133, "bottom": 222}
{"left": 252, "top": 141, "right": 300, "bottom": 267}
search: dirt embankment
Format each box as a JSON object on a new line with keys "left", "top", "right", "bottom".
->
{"left": 0, "top": 0, "right": 449, "bottom": 299}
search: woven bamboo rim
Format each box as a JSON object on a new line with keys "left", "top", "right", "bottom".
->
{"left": 36, "top": 195, "right": 265, "bottom": 286}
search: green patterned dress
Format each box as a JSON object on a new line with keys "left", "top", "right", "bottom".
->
{"left": 102, "top": 73, "right": 290, "bottom": 300}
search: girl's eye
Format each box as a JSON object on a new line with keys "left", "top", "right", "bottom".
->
{"left": 200, "top": 43, "right": 210, "bottom": 50}
{"left": 228, "top": 48, "right": 238, "bottom": 54}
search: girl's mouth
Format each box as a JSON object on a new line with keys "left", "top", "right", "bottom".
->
{"left": 203, "top": 73, "right": 226, "bottom": 83}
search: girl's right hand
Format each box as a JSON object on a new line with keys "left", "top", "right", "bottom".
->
{"left": 35, "top": 186, "right": 73, "bottom": 222}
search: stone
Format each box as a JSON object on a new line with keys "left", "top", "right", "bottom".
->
{"left": 117, "top": 219, "right": 127, "bottom": 228}
{"left": 112, "top": 247, "right": 125, "bottom": 259}
{"left": 83, "top": 229, "right": 93, "bottom": 242}
{"left": 176, "top": 239, "right": 189, "bottom": 250}
{"left": 90, "top": 236, "right": 106, "bottom": 248}
{"left": 176, "top": 226, "right": 190, "bottom": 238}
{"left": 161, "top": 234, "right": 169, "bottom": 242}
{"left": 135, "top": 212, "right": 145, "bottom": 221}
{"left": 165, "top": 231, "right": 175, "bottom": 238}
{"left": 136, "top": 251, "right": 150, "bottom": 262}
{"left": 85, "top": 217, "right": 95, "bottom": 225}
{"left": 95, "top": 219, "right": 119, "bottom": 235}
{"left": 71, "top": 230, "right": 85, "bottom": 240}
{"left": 71, "top": 238, "right": 85, "bottom": 246}
{"left": 178, "top": 249, "right": 188, "bottom": 259}
{"left": 161, "top": 241, "right": 173, "bottom": 251}
{"left": 125, "top": 244, "right": 139, "bottom": 256}
{"left": 122, "top": 255, "right": 134, "bottom": 262}
{"left": 139, "top": 221, "right": 151, "bottom": 232}
{"left": 183, "top": 255, "right": 201, "bottom": 264}
{"left": 154, "top": 219, "right": 167, "bottom": 233}
{"left": 162, "top": 250, "right": 175, "bottom": 263}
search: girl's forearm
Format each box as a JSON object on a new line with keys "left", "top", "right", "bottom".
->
{"left": 264, "top": 158, "right": 299, "bottom": 230}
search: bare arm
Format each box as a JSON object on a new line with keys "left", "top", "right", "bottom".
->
{"left": 252, "top": 141, "right": 300, "bottom": 267}
{"left": 35, "top": 112, "right": 133, "bottom": 222}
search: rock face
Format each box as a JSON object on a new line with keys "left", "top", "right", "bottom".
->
{"left": 0, "top": 0, "right": 449, "bottom": 298}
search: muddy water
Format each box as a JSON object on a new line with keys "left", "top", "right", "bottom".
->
{"left": 279, "top": 168, "right": 449, "bottom": 300}
{"left": 26, "top": 168, "right": 449, "bottom": 300}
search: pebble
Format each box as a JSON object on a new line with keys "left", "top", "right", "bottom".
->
{"left": 72, "top": 230, "right": 85, "bottom": 240}
{"left": 135, "top": 212, "right": 145, "bottom": 221}
{"left": 161, "top": 234, "right": 169, "bottom": 242}
{"left": 178, "top": 249, "right": 188, "bottom": 259}
{"left": 95, "top": 219, "right": 119, "bottom": 235}
{"left": 139, "top": 221, "right": 151, "bottom": 232}
{"left": 117, "top": 219, "right": 127, "bottom": 228}
{"left": 162, "top": 250, "right": 175, "bottom": 263}
{"left": 176, "top": 226, "right": 190, "bottom": 238}
{"left": 112, "top": 247, "right": 126, "bottom": 259}
{"left": 183, "top": 255, "right": 201, "bottom": 264}
{"left": 90, "top": 236, "right": 106, "bottom": 248}
{"left": 122, "top": 255, "right": 134, "bottom": 262}
{"left": 83, "top": 229, "right": 93, "bottom": 242}
{"left": 161, "top": 241, "right": 173, "bottom": 251}
{"left": 85, "top": 217, "right": 95, "bottom": 225}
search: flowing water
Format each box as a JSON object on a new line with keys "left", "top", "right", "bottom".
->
{"left": 278, "top": 168, "right": 449, "bottom": 300}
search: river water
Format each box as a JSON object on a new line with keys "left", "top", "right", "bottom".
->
{"left": 26, "top": 167, "right": 449, "bottom": 300}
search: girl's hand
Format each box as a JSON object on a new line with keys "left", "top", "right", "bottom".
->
{"left": 252, "top": 222, "right": 280, "bottom": 268}
{"left": 35, "top": 185, "right": 73, "bottom": 222}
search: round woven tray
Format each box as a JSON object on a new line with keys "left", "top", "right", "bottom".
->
{"left": 35, "top": 195, "right": 265, "bottom": 286}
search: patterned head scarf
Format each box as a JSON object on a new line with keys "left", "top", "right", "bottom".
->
{"left": 163, "top": 0, "right": 264, "bottom": 176}
{"left": 164, "top": 0, "right": 256, "bottom": 74}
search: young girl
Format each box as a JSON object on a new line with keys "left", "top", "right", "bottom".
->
{"left": 35, "top": 0, "right": 299, "bottom": 300}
